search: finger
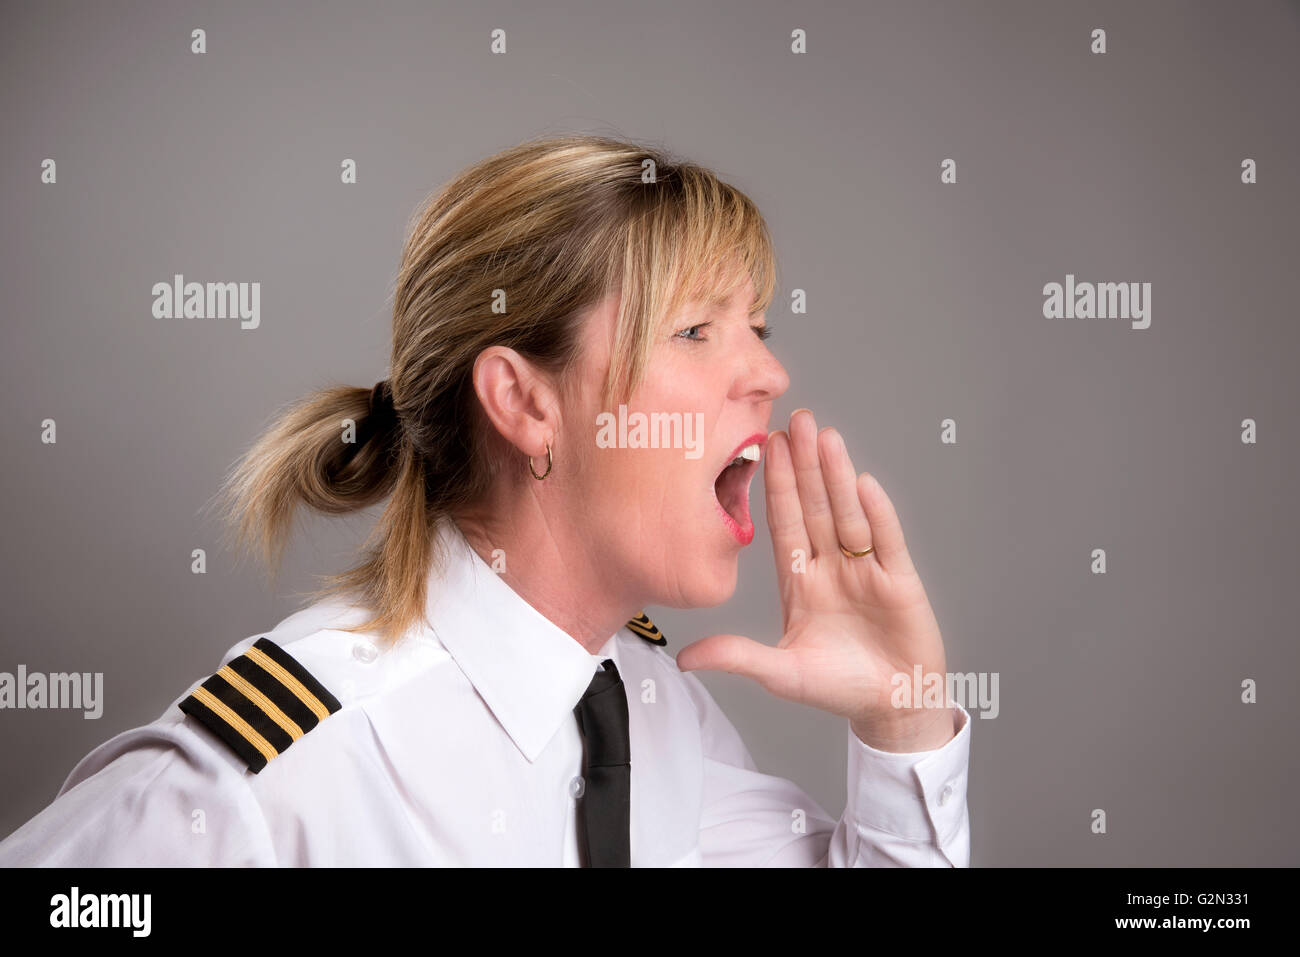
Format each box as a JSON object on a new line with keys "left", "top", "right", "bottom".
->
{"left": 787, "top": 409, "right": 839, "bottom": 558}
{"left": 675, "top": 634, "right": 802, "bottom": 701}
{"left": 763, "top": 430, "right": 811, "bottom": 575}
{"left": 818, "top": 427, "right": 874, "bottom": 558}
{"left": 857, "top": 471, "right": 914, "bottom": 574}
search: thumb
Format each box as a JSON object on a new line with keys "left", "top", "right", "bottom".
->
{"left": 675, "top": 634, "right": 794, "bottom": 696}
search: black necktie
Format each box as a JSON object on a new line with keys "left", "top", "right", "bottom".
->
{"left": 572, "top": 658, "right": 631, "bottom": 867}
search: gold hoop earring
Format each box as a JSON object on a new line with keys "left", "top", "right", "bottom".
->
{"left": 529, "top": 443, "right": 553, "bottom": 480}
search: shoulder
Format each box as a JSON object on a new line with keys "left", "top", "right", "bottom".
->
{"left": 615, "top": 611, "right": 751, "bottom": 753}
{"left": 614, "top": 611, "right": 716, "bottom": 727}
{"left": 174, "top": 600, "right": 452, "bottom": 776}
{"left": 0, "top": 601, "right": 452, "bottom": 866}
{"left": 615, "top": 610, "right": 673, "bottom": 676}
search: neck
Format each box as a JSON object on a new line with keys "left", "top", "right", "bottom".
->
{"left": 449, "top": 491, "right": 640, "bottom": 656}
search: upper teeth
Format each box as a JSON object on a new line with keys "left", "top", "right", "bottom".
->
{"left": 731, "top": 444, "right": 760, "bottom": 466}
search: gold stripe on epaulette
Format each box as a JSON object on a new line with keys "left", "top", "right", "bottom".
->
{"left": 178, "top": 636, "right": 342, "bottom": 774}
{"left": 626, "top": 612, "right": 667, "bottom": 646}
{"left": 190, "top": 686, "right": 279, "bottom": 764}
{"left": 245, "top": 645, "right": 332, "bottom": 720}
{"left": 216, "top": 664, "right": 305, "bottom": 741}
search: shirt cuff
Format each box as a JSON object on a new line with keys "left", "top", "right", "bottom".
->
{"left": 844, "top": 706, "right": 971, "bottom": 847}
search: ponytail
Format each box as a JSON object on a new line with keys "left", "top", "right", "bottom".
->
{"left": 207, "top": 379, "right": 439, "bottom": 647}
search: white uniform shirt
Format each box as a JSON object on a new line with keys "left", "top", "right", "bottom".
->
{"left": 0, "top": 520, "right": 972, "bottom": 867}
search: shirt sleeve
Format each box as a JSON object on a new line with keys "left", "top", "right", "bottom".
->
{"left": 0, "top": 717, "right": 278, "bottom": 867}
{"left": 683, "top": 672, "right": 972, "bottom": 867}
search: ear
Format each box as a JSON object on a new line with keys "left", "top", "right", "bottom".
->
{"left": 470, "top": 346, "right": 559, "bottom": 458}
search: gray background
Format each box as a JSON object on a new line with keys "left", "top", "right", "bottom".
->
{"left": 2, "top": 0, "right": 1297, "bottom": 865}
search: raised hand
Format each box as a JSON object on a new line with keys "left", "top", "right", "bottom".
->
{"left": 676, "top": 408, "right": 959, "bottom": 753}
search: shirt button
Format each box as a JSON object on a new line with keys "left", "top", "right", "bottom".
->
{"left": 352, "top": 641, "right": 378, "bottom": 663}
{"left": 938, "top": 782, "right": 955, "bottom": 806}
{"left": 569, "top": 775, "right": 585, "bottom": 799}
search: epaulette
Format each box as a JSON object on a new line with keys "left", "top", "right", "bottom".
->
{"left": 626, "top": 611, "right": 666, "bottom": 646}
{"left": 178, "top": 637, "right": 342, "bottom": 774}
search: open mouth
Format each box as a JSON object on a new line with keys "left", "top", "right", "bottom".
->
{"left": 713, "top": 437, "right": 764, "bottom": 544}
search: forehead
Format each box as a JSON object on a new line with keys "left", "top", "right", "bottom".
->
{"left": 687, "top": 276, "right": 757, "bottom": 313}
{"left": 700, "top": 291, "right": 737, "bottom": 311}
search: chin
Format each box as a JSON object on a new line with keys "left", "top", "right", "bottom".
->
{"left": 672, "top": 554, "right": 741, "bottom": 609}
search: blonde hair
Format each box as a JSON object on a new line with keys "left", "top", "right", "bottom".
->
{"left": 209, "top": 133, "right": 778, "bottom": 647}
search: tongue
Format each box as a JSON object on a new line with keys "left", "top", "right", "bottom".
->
{"left": 715, "top": 461, "right": 749, "bottom": 522}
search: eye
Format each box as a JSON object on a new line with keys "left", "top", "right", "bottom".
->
{"left": 752, "top": 324, "right": 772, "bottom": 341}
{"left": 674, "top": 322, "right": 711, "bottom": 341}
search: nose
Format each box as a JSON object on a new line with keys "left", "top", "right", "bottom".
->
{"left": 736, "top": 335, "right": 790, "bottom": 402}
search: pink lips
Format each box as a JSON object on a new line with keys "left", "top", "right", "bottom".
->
{"left": 715, "top": 499, "right": 754, "bottom": 545}
{"left": 714, "top": 431, "right": 767, "bottom": 546}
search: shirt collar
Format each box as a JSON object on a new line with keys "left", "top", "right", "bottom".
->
{"left": 421, "top": 519, "right": 618, "bottom": 763}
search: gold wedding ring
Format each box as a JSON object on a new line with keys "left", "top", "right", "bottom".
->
{"left": 838, "top": 542, "right": 875, "bottom": 559}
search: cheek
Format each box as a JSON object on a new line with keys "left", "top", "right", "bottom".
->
{"left": 574, "top": 444, "right": 665, "bottom": 552}
{"left": 580, "top": 436, "right": 740, "bottom": 607}
{"left": 582, "top": 442, "right": 712, "bottom": 550}
{"left": 590, "top": 446, "right": 689, "bottom": 516}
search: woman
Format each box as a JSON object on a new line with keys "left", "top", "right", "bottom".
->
{"left": 0, "top": 134, "right": 970, "bottom": 867}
